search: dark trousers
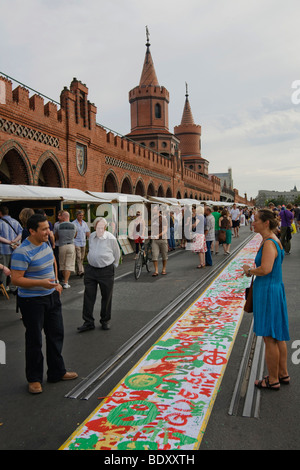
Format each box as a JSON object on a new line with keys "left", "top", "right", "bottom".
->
{"left": 280, "top": 226, "right": 291, "bottom": 254}
{"left": 205, "top": 240, "right": 213, "bottom": 266}
{"left": 18, "top": 291, "right": 66, "bottom": 383}
{"left": 82, "top": 263, "right": 115, "bottom": 326}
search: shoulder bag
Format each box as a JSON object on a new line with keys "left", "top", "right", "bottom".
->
{"left": 244, "top": 276, "right": 254, "bottom": 313}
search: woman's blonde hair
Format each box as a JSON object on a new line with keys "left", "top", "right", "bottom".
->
{"left": 19, "top": 208, "right": 34, "bottom": 227}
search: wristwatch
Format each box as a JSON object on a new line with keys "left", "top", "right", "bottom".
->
{"left": 248, "top": 268, "right": 251, "bottom": 276}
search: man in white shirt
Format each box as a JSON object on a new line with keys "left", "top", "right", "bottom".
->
{"left": 230, "top": 204, "right": 241, "bottom": 238}
{"left": 72, "top": 210, "right": 90, "bottom": 277}
{"left": 77, "top": 217, "right": 120, "bottom": 332}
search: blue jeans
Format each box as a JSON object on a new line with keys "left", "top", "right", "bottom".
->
{"left": 168, "top": 227, "right": 175, "bottom": 249}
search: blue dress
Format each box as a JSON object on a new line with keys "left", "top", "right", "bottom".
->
{"left": 253, "top": 238, "right": 290, "bottom": 341}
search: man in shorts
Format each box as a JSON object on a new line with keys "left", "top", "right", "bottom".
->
{"left": 151, "top": 205, "right": 168, "bottom": 276}
{"left": 230, "top": 204, "right": 241, "bottom": 238}
{"left": 54, "top": 211, "right": 76, "bottom": 289}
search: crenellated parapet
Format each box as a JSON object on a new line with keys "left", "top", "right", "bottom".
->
{"left": 0, "top": 75, "right": 65, "bottom": 125}
{"left": 129, "top": 85, "right": 169, "bottom": 102}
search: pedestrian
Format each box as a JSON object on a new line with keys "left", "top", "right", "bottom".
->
{"left": 133, "top": 211, "right": 145, "bottom": 259}
{"left": 72, "top": 210, "right": 90, "bottom": 277}
{"left": 219, "top": 209, "right": 232, "bottom": 254}
{"left": 211, "top": 206, "right": 221, "bottom": 254}
{"left": 293, "top": 204, "right": 300, "bottom": 232}
{"left": 249, "top": 209, "right": 255, "bottom": 231}
{"left": 180, "top": 206, "right": 191, "bottom": 249}
{"left": 0, "top": 262, "right": 11, "bottom": 280}
{"left": 173, "top": 208, "right": 181, "bottom": 245}
{"left": 191, "top": 205, "right": 207, "bottom": 269}
{"left": 77, "top": 217, "right": 120, "bottom": 332}
{"left": 168, "top": 211, "right": 175, "bottom": 251}
{"left": 279, "top": 204, "right": 294, "bottom": 254}
{"left": 10, "top": 214, "right": 78, "bottom": 394}
{"left": 151, "top": 205, "right": 168, "bottom": 276}
{"left": 19, "top": 207, "right": 35, "bottom": 242}
{"left": 204, "top": 206, "right": 215, "bottom": 266}
{"left": 242, "top": 209, "right": 290, "bottom": 390}
{"left": 54, "top": 211, "right": 76, "bottom": 289}
{"left": 230, "top": 204, "right": 241, "bottom": 237}
{"left": 53, "top": 209, "right": 64, "bottom": 281}
{"left": 0, "top": 205, "right": 23, "bottom": 290}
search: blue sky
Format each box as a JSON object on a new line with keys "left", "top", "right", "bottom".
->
{"left": 1, "top": 0, "right": 300, "bottom": 198}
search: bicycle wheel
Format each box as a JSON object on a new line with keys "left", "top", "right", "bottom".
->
{"left": 134, "top": 252, "right": 143, "bottom": 279}
{"left": 145, "top": 251, "right": 151, "bottom": 272}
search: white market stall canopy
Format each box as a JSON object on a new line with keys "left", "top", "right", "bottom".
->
{"left": 147, "top": 196, "right": 181, "bottom": 206}
{"left": 178, "top": 198, "right": 203, "bottom": 206}
{"left": 0, "top": 185, "right": 109, "bottom": 204}
{"left": 0, "top": 185, "right": 250, "bottom": 208}
{"left": 86, "top": 191, "right": 149, "bottom": 204}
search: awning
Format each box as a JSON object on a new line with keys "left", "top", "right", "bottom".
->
{"left": 178, "top": 198, "right": 203, "bottom": 206}
{"left": 86, "top": 191, "right": 149, "bottom": 204}
{"left": 147, "top": 196, "right": 180, "bottom": 206}
{"left": 0, "top": 184, "right": 108, "bottom": 204}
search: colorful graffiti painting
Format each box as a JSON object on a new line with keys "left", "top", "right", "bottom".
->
{"left": 60, "top": 235, "right": 261, "bottom": 451}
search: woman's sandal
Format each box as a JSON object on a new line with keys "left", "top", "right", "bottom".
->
{"left": 279, "top": 375, "right": 290, "bottom": 385}
{"left": 264, "top": 375, "right": 290, "bottom": 385}
{"left": 255, "top": 376, "right": 280, "bottom": 391}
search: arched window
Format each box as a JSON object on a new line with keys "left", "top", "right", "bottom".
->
{"left": 155, "top": 103, "right": 161, "bottom": 118}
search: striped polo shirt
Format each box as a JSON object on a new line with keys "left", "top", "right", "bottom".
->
{"left": 11, "top": 239, "right": 55, "bottom": 298}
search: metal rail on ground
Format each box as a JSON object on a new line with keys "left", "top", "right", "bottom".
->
{"left": 65, "top": 234, "right": 254, "bottom": 400}
{"left": 228, "top": 319, "right": 266, "bottom": 418}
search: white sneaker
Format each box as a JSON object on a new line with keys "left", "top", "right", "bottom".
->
{"left": 63, "top": 283, "right": 71, "bottom": 289}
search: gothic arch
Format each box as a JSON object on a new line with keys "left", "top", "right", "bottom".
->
{"left": 0, "top": 139, "right": 33, "bottom": 184}
{"left": 135, "top": 178, "right": 145, "bottom": 197}
{"left": 103, "top": 170, "right": 119, "bottom": 192}
{"left": 147, "top": 181, "right": 155, "bottom": 197}
{"left": 166, "top": 187, "right": 172, "bottom": 198}
{"left": 157, "top": 185, "right": 165, "bottom": 197}
{"left": 34, "top": 150, "right": 65, "bottom": 187}
{"left": 120, "top": 174, "right": 133, "bottom": 194}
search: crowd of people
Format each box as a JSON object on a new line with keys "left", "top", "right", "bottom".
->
{"left": 0, "top": 206, "right": 119, "bottom": 394}
{"left": 0, "top": 199, "right": 298, "bottom": 395}
{"left": 132, "top": 203, "right": 256, "bottom": 274}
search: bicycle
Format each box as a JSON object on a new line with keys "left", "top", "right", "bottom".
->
{"left": 134, "top": 240, "right": 152, "bottom": 279}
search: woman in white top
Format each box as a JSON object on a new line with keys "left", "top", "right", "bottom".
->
{"left": 192, "top": 206, "right": 207, "bottom": 269}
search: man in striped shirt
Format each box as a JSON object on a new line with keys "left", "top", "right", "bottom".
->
{"left": 11, "top": 214, "right": 77, "bottom": 394}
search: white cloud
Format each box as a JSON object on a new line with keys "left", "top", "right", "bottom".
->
{"left": 1, "top": 0, "right": 300, "bottom": 198}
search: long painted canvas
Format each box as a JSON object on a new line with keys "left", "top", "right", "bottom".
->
{"left": 61, "top": 234, "right": 261, "bottom": 451}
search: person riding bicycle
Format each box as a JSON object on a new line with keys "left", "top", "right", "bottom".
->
{"left": 133, "top": 211, "right": 145, "bottom": 260}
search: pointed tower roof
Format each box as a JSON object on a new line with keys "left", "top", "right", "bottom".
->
{"left": 174, "top": 84, "right": 204, "bottom": 166}
{"left": 180, "top": 83, "right": 195, "bottom": 125}
{"left": 139, "top": 26, "right": 159, "bottom": 86}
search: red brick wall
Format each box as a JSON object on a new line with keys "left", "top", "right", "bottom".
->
{"left": 0, "top": 76, "right": 222, "bottom": 201}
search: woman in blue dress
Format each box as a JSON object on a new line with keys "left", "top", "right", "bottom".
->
{"left": 242, "top": 209, "right": 290, "bottom": 391}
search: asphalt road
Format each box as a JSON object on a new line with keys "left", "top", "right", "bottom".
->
{"left": 0, "top": 225, "right": 299, "bottom": 451}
